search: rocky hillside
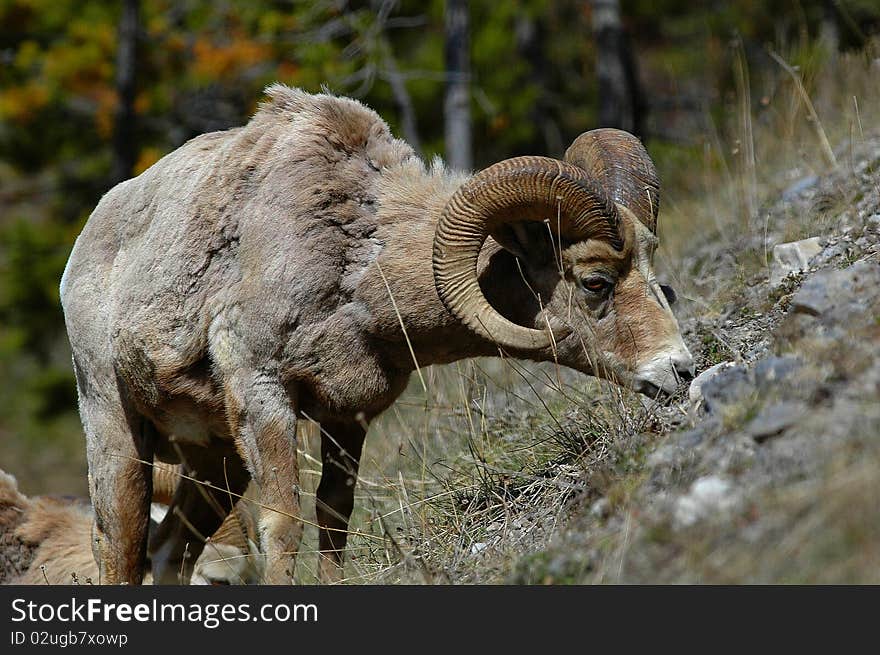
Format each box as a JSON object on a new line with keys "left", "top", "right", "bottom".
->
{"left": 364, "top": 134, "right": 879, "bottom": 585}
{"left": 501, "top": 137, "right": 880, "bottom": 583}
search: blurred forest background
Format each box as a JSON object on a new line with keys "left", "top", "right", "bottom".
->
{"left": 1, "top": 0, "right": 879, "bottom": 495}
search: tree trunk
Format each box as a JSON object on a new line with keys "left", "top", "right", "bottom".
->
{"left": 444, "top": 0, "right": 472, "bottom": 171}
{"left": 385, "top": 56, "right": 423, "bottom": 155}
{"left": 819, "top": 0, "right": 840, "bottom": 61}
{"left": 112, "top": 0, "right": 139, "bottom": 184}
{"left": 591, "top": 0, "right": 644, "bottom": 136}
{"left": 516, "top": 15, "right": 564, "bottom": 156}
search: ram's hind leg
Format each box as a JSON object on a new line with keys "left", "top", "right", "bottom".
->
{"left": 316, "top": 420, "right": 365, "bottom": 583}
{"left": 223, "top": 370, "right": 302, "bottom": 585}
{"left": 149, "top": 445, "right": 250, "bottom": 584}
{"left": 78, "top": 382, "right": 153, "bottom": 585}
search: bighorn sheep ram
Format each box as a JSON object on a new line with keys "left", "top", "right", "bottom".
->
{"left": 61, "top": 84, "right": 693, "bottom": 584}
{"left": 0, "top": 467, "right": 260, "bottom": 585}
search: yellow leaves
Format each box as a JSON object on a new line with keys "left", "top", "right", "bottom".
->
{"left": 2, "top": 12, "right": 116, "bottom": 128}
{"left": 92, "top": 85, "right": 117, "bottom": 139}
{"left": 257, "top": 10, "right": 298, "bottom": 36}
{"left": 146, "top": 13, "right": 169, "bottom": 37}
{"left": 69, "top": 18, "right": 114, "bottom": 53}
{"left": 276, "top": 61, "right": 301, "bottom": 84}
{"left": 192, "top": 33, "right": 270, "bottom": 82}
{"left": 490, "top": 114, "right": 509, "bottom": 133}
{"left": 0, "top": 81, "right": 49, "bottom": 123}
{"left": 38, "top": 18, "right": 114, "bottom": 94}
{"left": 134, "top": 147, "right": 162, "bottom": 176}
{"left": 14, "top": 40, "right": 42, "bottom": 71}
{"left": 165, "top": 33, "right": 187, "bottom": 54}
{"left": 134, "top": 91, "right": 151, "bottom": 115}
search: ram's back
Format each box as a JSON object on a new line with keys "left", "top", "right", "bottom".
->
{"left": 67, "top": 86, "right": 414, "bottom": 307}
{"left": 61, "top": 87, "right": 419, "bottom": 414}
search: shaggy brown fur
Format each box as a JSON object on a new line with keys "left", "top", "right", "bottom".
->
{"left": 61, "top": 85, "right": 691, "bottom": 585}
{"left": 0, "top": 471, "right": 36, "bottom": 583}
{"left": 0, "top": 470, "right": 96, "bottom": 585}
{"left": 0, "top": 468, "right": 259, "bottom": 585}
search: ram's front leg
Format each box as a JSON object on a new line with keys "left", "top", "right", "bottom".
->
{"left": 224, "top": 370, "right": 302, "bottom": 585}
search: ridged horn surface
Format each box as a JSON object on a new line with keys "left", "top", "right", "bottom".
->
{"left": 433, "top": 156, "right": 621, "bottom": 351}
{"left": 565, "top": 128, "right": 660, "bottom": 233}
{"left": 151, "top": 464, "right": 179, "bottom": 506}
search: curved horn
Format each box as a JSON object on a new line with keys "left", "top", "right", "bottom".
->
{"left": 433, "top": 156, "right": 621, "bottom": 351}
{"left": 211, "top": 508, "right": 250, "bottom": 552}
{"left": 564, "top": 128, "right": 660, "bottom": 233}
{"left": 152, "top": 464, "right": 179, "bottom": 505}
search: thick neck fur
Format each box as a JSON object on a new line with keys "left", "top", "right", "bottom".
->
{"left": 356, "top": 159, "right": 547, "bottom": 370}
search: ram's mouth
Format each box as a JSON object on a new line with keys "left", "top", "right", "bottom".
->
{"left": 631, "top": 376, "right": 674, "bottom": 401}
{"left": 631, "top": 345, "right": 696, "bottom": 400}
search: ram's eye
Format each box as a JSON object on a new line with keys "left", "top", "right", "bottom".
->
{"left": 578, "top": 276, "right": 613, "bottom": 296}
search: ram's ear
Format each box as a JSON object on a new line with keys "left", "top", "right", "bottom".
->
{"left": 490, "top": 221, "right": 560, "bottom": 268}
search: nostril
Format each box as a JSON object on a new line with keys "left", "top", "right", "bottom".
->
{"left": 672, "top": 353, "right": 695, "bottom": 384}
{"left": 660, "top": 284, "right": 677, "bottom": 305}
{"left": 677, "top": 368, "right": 694, "bottom": 384}
{"left": 673, "top": 356, "right": 695, "bottom": 384}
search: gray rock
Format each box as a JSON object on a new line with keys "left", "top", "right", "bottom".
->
{"left": 677, "top": 426, "right": 709, "bottom": 449}
{"left": 754, "top": 356, "right": 803, "bottom": 387}
{"left": 700, "top": 364, "right": 751, "bottom": 414}
{"left": 782, "top": 175, "right": 819, "bottom": 202}
{"left": 589, "top": 497, "right": 611, "bottom": 519}
{"left": 647, "top": 420, "right": 719, "bottom": 479}
{"left": 674, "top": 476, "right": 738, "bottom": 528}
{"left": 812, "top": 242, "right": 844, "bottom": 266}
{"left": 470, "top": 542, "right": 488, "bottom": 555}
{"left": 790, "top": 259, "right": 879, "bottom": 319}
{"left": 748, "top": 401, "right": 806, "bottom": 442}
{"left": 688, "top": 361, "right": 737, "bottom": 408}
{"left": 770, "top": 237, "right": 823, "bottom": 287}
